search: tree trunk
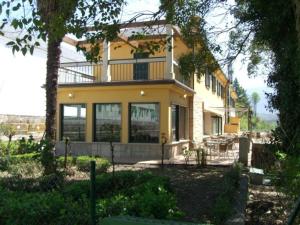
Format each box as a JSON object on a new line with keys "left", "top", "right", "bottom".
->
{"left": 293, "top": 0, "right": 300, "bottom": 46}
{"left": 45, "top": 38, "right": 62, "bottom": 141}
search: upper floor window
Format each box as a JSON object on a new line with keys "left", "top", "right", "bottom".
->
{"left": 133, "top": 52, "right": 149, "bottom": 80}
{"left": 221, "top": 86, "right": 225, "bottom": 98}
{"left": 217, "top": 82, "right": 221, "bottom": 96}
{"left": 129, "top": 103, "right": 160, "bottom": 143}
{"left": 212, "top": 75, "right": 216, "bottom": 93}
{"left": 94, "top": 103, "right": 121, "bottom": 142}
{"left": 61, "top": 104, "right": 86, "bottom": 141}
{"left": 205, "top": 69, "right": 210, "bottom": 88}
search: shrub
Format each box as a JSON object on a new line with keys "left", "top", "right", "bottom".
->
{"left": 212, "top": 163, "right": 242, "bottom": 224}
{"left": 10, "top": 152, "right": 39, "bottom": 164}
{"left": 0, "top": 188, "right": 90, "bottom": 225}
{"left": 0, "top": 157, "right": 9, "bottom": 171}
{"left": 76, "top": 156, "right": 110, "bottom": 173}
{"left": 17, "top": 136, "right": 40, "bottom": 154}
{"left": 95, "top": 173, "right": 182, "bottom": 220}
{"left": 212, "top": 194, "right": 232, "bottom": 224}
{"left": 56, "top": 156, "right": 76, "bottom": 168}
{"left": 0, "top": 172, "right": 65, "bottom": 192}
{"left": 8, "top": 161, "right": 43, "bottom": 178}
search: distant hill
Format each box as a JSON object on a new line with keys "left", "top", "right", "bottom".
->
{"left": 257, "top": 113, "right": 278, "bottom": 122}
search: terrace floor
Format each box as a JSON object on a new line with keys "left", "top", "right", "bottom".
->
{"left": 136, "top": 142, "right": 252, "bottom": 167}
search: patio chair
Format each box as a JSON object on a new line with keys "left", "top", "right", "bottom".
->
{"left": 204, "top": 140, "right": 217, "bottom": 160}
{"left": 218, "top": 142, "right": 229, "bottom": 158}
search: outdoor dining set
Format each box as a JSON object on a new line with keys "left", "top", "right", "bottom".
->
{"left": 202, "top": 135, "right": 239, "bottom": 160}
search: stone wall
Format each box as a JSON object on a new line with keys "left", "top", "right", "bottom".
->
{"left": 191, "top": 94, "right": 204, "bottom": 143}
{"left": 55, "top": 141, "right": 189, "bottom": 163}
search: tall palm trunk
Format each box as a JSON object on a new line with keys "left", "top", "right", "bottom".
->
{"left": 45, "top": 38, "right": 62, "bottom": 141}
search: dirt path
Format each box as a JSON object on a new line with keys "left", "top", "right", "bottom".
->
{"left": 135, "top": 165, "right": 230, "bottom": 224}
{"left": 245, "top": 184, "right": 291, "bottom": 225}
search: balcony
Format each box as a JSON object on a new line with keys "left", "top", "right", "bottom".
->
{"left": 58, "top": 57, "right": 193, "bottom": 89}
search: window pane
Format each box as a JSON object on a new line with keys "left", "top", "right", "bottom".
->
{"left": 130, "top": 103, "right": 159, "bottom": 143}
{"left": 94, "top": 104, "right": 121, "bottom": 142}
{"left": 61, "top": 104, "right": 86, "bottom": 141}
{"left": 179, "top": 106, "right": 187, "bottom": 139}
{"left": 171, "top": 105, "right": 187, "bottom": 141}
{"left": 172, "top": 105, "right": 179, "bottom": 141}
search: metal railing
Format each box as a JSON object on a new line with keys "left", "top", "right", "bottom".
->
{"left": 58, "top": 57, "right": 193, "bottom": 89}
{"left": 173, "top": 62, "right": 193, "bottom": 88}
{"left": 109, "top": 57, "right": 166, "bottom": 81}
{"left": 58, "top": 61, "right": 100, "bottom": 83}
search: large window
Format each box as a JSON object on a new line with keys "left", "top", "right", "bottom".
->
{"left": 94, "top": 103, "right": 121, "bottom": 142}
{"left": 129, "top": 103, "right": 159, "bottom": 143}
{"left": 172, "top": 105, "right": 187, "bottom": 141}
{"left": 61, "top": 104, "right": 86, "bottom": 141}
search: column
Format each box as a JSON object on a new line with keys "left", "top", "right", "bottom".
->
{"left": 165, "top": 24, "right": 175, "bottom": 79}
{"left": 101, "top": 40, "right": 111, "bottom": 82}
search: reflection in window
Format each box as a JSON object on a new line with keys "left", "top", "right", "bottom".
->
{"left": 94, "top": 104, "right": 121, "bottom": 142}
{"left": 61, "top": 104, "right": 86, "bottom": 141}
{"left": 129, "top": 103, "right": 159, "bottom": 143}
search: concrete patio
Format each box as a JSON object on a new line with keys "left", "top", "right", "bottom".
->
{"left": 136, "top": 142, "right": 250, "bottom": 167}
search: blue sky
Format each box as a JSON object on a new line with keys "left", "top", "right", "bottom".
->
{"left": 0, "top": 0, "right": 273, "bottom": 116}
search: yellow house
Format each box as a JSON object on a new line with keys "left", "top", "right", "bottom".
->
{"left": 56, "top": 21, "right": 238, "bottom": 162}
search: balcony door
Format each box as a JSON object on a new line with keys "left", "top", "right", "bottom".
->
{"left": 133, "top": 52, "right": 149, "bottom": 80}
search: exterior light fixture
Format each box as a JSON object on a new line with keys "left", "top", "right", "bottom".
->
{"left": 140, "top": 90, "right": 145, "bottom": 96}
{"left": 183, "top": 94, "right": 187, "bottom": 98}
{"left": 68, "top": 93, "right": 74, "bottom": 98}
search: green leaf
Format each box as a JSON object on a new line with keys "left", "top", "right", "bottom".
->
{"left": 11, "top": 19, "right": 19, "bottom": 29}
{"left": 21, "top": 47, "right": 27, "bottom": 56}
{"left": 29, "top": 46, "right": 34, "bottom": 55}
{"left": 6, "top": 41, "right": 15, "bottom": 46}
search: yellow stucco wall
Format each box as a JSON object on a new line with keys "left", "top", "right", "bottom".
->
{"left": 57, "top": 84, "right": 190, "bottom": 144}
{"left": 194, "top": 74, "right": 225, "bottom": 113}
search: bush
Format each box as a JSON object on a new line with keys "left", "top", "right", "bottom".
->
{"left": 0, "top": 187, "right": 90, "bottom": 225}
{"left": 56, "top": 156, "right": 76, "bottom": 168}
{"left": 0, "top": 153, "right": 39, "bottom": 172}
{"left": 17, "top": 136, "right": 40, "bottom": 154}
{"left": 95, "top": 173, "right": 182, "bottom": 220}
{"left": 76, "top": 156, "right": 110, "bottom": 173}
{"left": 276, "top": 155, "right": 300, "bottom": 199}
{"left": 10, "top": 153, "right": 39, "bottom": 164}
{"left": 0, "top": 157, "right": 9, "bottom": 171}
{"left": 212, "top": 163, "right": 242, "bottom": 224}
{"left": 63, "top": 171, "right": 160, "bottom": 200}
{"left": 0, "top": 172, "right": 65, "bottom": 192}
{"left": 8, "top": 161, "right": 43, "bottom": 178}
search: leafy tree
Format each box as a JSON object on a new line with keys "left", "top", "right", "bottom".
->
{"left": 0, "top": 0, "right": 126, "bottom": 174}
{"left": 251, "top": 92, "right": 260, "bottom": 117}
{"left": 232, "top": 78, "right": 250, "bottom": 108}
{"left": 231, "top": 0, "right": 300, "bottom": 154}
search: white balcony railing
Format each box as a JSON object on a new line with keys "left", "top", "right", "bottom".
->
{"left": 58, "top": 57, "right": 193, "bottom": 88}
